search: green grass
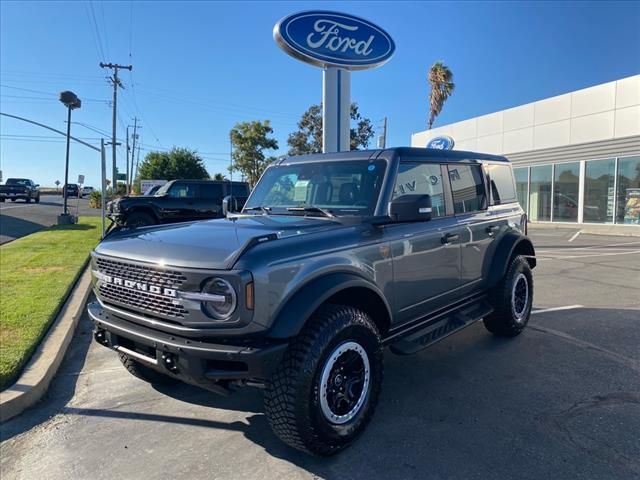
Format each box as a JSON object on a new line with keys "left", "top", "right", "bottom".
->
{"left": 0, "top": 217, "right": 103, "bottom": 389}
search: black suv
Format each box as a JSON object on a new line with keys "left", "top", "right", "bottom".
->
{"left": 107, "top": 179, "right": 250, "bottom": 227}
{"left": 63, "top": 183, "right": 81, "bottom": 199}
{"left": 89, "top": 148, "right": 535, "bottom": 455}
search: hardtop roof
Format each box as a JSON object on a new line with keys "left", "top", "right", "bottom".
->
{"left": 279, "top": 147, "right": 509, "bottom": 164}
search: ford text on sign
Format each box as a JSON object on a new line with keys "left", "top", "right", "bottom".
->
{"left": 274, "top": 11, "right": 395, "bottom": 70}
{"left": 426, "top": 136, "right": 455, "bottom": 150}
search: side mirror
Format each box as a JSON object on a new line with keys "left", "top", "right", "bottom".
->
{"left": 35, "top": 184, "right": 40, "bottom": 188}
{"left": 389, "top": 194, "right": 432, "bottom": 222}
{"left": 222, "top": 195, "right": 239, "bottom": 216}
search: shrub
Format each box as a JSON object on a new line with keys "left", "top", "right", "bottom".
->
{"left": 89, "top": 190, "right": 102, "bottom": 208}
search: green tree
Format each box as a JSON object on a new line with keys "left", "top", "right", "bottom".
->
{"left": 427, "top": 61, "right": 455, "bottom": 129}
{"left": 138, "top": 147, "right": 209, "bottom": 180}
{"left": 212, "top": 172, "right": 227, "bottom": 181}
{"left": 230, "top": 121, "right": 278, "bottom": 186}
{"left": 287, "top": 103, "right": 375, "bottom": 155}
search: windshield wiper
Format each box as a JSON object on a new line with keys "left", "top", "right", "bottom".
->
{"left": 243, "top": 206, "right": 271, "bottom": 214}
{"left": 286, "top": 206, "right": 335, "bottom": 218}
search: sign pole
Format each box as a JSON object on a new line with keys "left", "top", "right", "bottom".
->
{"left": 322, "top": 67, "right": 351, "bottom": 153}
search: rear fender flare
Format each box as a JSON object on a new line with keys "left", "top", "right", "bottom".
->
{"left": 486, "top": 233, "right": 536, "bottom": 289}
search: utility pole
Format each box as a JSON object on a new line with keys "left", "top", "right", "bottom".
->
{"left": 125, "top": 125, "right": 130, "bottom": 194}
{"left": 133, "top": 142, "right": 141, "bottom": 186}
{"left": 129, "top": 117, "right": 139, "bottom": 193}
{"left": 100, "top": 62, "right": 132, "bottom": 193}
{"left": 378, "top": 117, "right": 388, "bottom": 149}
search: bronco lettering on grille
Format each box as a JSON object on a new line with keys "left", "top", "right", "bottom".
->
{"left": 100, "top": 274, "right": 177, "bottom": 298}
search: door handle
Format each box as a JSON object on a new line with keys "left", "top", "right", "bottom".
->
{"left": 441, "top": 233, "right": 459, "bottom": 244}
{"left": 486, "top": 225, "right": 500, "bottom": 236}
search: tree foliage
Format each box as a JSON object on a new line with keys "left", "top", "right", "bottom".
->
{"left": 287, "top": 103, "right": 375, "bottom": 155}
{"left": 138, "top": 147, "right": 209, "bottom": 180}
{"left": 212, "top": 172, "right": 227, "bottom": 181}
{"left": 427, "top": 61, "right": 455, "bottom": 129}
{"left": 230, "top": 120, "right": 279, "bottom": 186}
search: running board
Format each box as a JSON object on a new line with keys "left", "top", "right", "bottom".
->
{"left": 389, "top": 300, "right": 493, "bottom": 355}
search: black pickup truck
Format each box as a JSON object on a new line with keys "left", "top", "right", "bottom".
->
{"left": 0, "top": 178, "right": 40, "bottom": 203}
{"left": 107, "top": 179, "right": 250, "bottom": 227}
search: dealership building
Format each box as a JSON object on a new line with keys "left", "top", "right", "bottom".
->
{"left": 412, "top": 75, "right": 640, "bottom": 227}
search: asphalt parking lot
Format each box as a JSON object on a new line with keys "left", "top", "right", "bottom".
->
{"left": 1, "top": 229, "right": 639, "bottom": 480}
{"left": 0, "top": 195, "right": 100, "bottom": 245}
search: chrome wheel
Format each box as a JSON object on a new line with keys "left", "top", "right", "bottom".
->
{"left": 511, "top": 273, "right": 529, "bottom": 322}
{"left": 319, "top": 341, "right": 370, "bottom": 425}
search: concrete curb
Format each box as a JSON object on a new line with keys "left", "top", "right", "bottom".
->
{"left": 0, "top": 266, "right": 93, "bottom": 422}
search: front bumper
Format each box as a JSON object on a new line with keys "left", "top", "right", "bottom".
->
{"left": 88, "top": 302, "right": 288, "bottom": 392}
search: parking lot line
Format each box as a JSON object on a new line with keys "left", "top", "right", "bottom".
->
{"left": 568, "top": 230, "right": 582, "bottom": 242}
{"left": 531, "top": 305, "right": 583, "bottom": 315}
{"left": 0, "top": 203, "right": 37, "bottom": 210}
{"left": 537, "top": 250, "right": 640, "bottom": 261}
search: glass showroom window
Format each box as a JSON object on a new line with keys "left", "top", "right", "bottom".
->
{"left": 616, "top": 156, "right": 640, "bottom": 225}
{"left": 514, "top": 167, "right": 529, "bottom": 214}
{"left": 553, "top": 162, "right": 580, "bottom": 222}
{"left": 529, "top": 165, "right": 552, "bottom": 221}
{"left": 584, "top": 158, "right": 615, "bottom": 223}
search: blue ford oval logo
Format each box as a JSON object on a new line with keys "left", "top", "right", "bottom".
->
{"left": 274, "top": 11, "right": 395, "bottom": 70}
{"left": 426, "top": 136, "right": 455, "bottom": 150}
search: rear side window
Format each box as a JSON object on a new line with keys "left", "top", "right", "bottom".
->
{"left": 199, "top": 184, "right": 223, "bottom": 199}
{"left": 393, "top": 163, "right": 446, "bottom": 217}
{"left": 487, "top": 164, "right": 517, "bottom": 205}
{"left": 448, "top": 165, "right": 487, "bottom": 214}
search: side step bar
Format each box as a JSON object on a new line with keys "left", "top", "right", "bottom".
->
{"left": 389, "top": 299, "right": 493, "bottom": 355}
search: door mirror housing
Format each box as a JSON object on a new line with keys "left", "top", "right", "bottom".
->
{"left": 389, "top": 194, "right": 432, "bottom": 222}
{"left": 222, "top": 195, "right": 239, "bottom": 216}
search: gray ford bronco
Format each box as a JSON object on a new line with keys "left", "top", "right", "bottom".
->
{"left": 88, "top": 147, "right": 536, "bottom": 455}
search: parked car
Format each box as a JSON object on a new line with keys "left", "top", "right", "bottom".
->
{"left": 63, "top": 184, "right": 81, "bottom": 199}
{"left": 106, "top": 179, "right": 250, "bottom": 227}
{"left": 0, "top": 178, "right": 40, "bottom": 203}
{"left": 89, "top": 147, "right": 536, "bottom": 455}
{"left": 82, "top": 186, "right": 95, "bottom": 196}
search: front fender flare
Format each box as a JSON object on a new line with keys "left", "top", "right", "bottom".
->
{"left": 267, "top": 272, "right": 392, "bottom": 340}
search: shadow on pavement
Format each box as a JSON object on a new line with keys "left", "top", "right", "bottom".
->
{"left": 0, "top": 215, "right": 46, "bottom": 243}
{"left": 3, "top": 308, "right": 639, "bottom": 479}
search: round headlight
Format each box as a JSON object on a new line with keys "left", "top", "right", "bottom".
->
{"left": 202, "top": 278, "right": 237, "bottom": 320}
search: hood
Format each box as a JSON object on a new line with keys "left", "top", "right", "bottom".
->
{"left": 94, "top": 215, "right": 341, "bottom": 269}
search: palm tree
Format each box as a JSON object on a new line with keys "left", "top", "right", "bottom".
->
{"left": 427, "top": 61, "right": 455, "bottom": 129}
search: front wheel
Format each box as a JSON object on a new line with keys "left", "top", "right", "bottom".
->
{"left": 264, "top": 305, "right": 384, "bottom": 456}
{"left": 484, "top": 255, "right": 533, "bottom": 337}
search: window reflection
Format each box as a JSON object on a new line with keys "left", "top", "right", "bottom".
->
{"left": 553, "top": 162, "right": 580, "bottom": 222}
{"left": 617, "top": 156, "right": 640, "bottom": 225}
{"left": 584, "top": 159, "right": 615, "bottom": 223}
{"left": 514, "top": 167, "right": 529, "bottom": 214}
{"left": 529, "top": 165, "right": 552, "bottom": 221}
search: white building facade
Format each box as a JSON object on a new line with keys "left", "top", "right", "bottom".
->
{"left": 411, "top": 75, "right": 640, "bottom": 226}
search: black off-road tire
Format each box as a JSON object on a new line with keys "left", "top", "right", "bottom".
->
{"left": 118, "top": 352, "right": 179, "bottom": 385}
{"left": 484, "top": 255, "right": 533, "bottom": 337}
{"left": 35, "top": 194, "right": 40, "bottom": 203}
{"left": 125, "top": 211, "right": 156, "bottom": 228}
{"left": 264, "top": 305, "right": 384, "bottom": 456}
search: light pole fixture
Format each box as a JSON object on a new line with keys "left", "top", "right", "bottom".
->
{"left": 58, "top": 91, "right": 81, "bottom": 222}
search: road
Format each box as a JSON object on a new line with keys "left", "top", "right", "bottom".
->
{"left": 0, "top": 195, "right": 100, "bottom": 244}
{"left": 1, "top": 230, "right": 639, "bottom": 479}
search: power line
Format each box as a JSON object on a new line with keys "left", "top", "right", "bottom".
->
{"left": 88, "top": 1, "right": 106, "bottom": 62}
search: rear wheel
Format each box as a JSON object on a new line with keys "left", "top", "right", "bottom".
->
{"left": 118, "top": 353, "right": 179, "bottom": 385}
{"left": 125, "top": 211, "right": 156, "bottom": 228}
{"left": 484, "top": 255, "right": 533, "bottom": 337}
{"left": 264, "top": 305, "right": 384, "bottom": 456}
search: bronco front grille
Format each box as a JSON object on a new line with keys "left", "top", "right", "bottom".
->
{"left": 99, "top": 283, "right": 188, "bottom": 318}
{"left": 95, "top": 257, "right": 189, "bottom": 319}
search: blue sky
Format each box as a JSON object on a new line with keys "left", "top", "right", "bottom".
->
{"left": 1, "top": 1, "right": 639, "bottom": 187}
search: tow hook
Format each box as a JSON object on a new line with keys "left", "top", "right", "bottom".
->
{"left": 162, "top": 352, "right": 179, "bottom": 373}
{"left": 94, "top": 329, "right": 108, "bottom": 346}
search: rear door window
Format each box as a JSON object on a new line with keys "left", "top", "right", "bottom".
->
{"left": 199, "top": 183, "right": 223, "bottom": 199}
{"left": 393, "top": 163, "right": 446, "bottom": 218}
{"left": 448, "top": 165, "right": 487, "bottom": 214}
{"left": 487, "top": 164, "right": 517, "bottom": 205}
{"left": 168, "top": 183, "right": 196, "bottom": 199}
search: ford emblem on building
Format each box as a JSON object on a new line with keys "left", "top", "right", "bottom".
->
{"left": 273, "top": 11, "right": 395, "bottom": 70}
{"left": 426, "top": 135, "right": 455, "bottom": 150}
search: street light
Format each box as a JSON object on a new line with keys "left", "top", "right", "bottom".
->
{"left": 58, "top": 90, "right": 81, "bottom": 223}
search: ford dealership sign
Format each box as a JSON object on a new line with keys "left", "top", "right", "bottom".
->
{"left": 274, "top": 11, "right": 395, "bottom": 70}
{"left": 427, "top": 136, "right": 455, "bottom": 150}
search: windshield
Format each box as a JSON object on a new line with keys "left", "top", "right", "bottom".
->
{"left": 6, "top": 179, "right": 29, "bottom": 186}
{"left": 154, "top": 182, "right": 172, "bottom": 196}
{"left": 245, "top": 159, "right": 387, "bottom": 216}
